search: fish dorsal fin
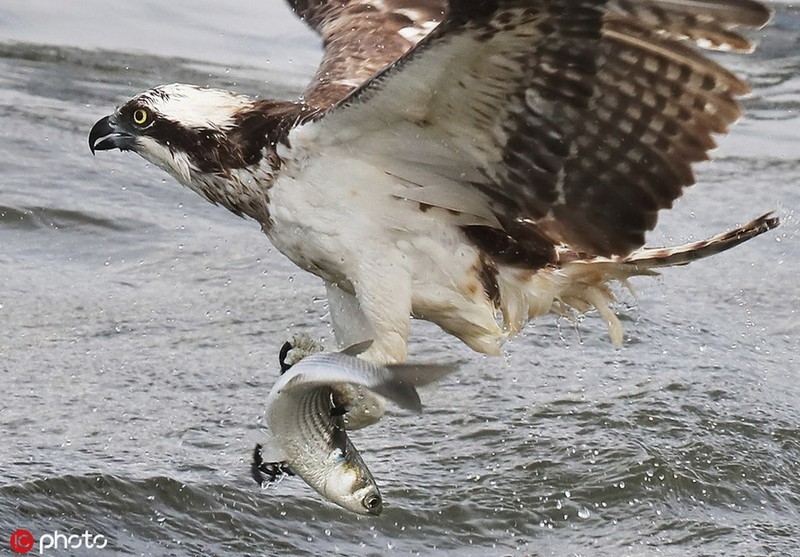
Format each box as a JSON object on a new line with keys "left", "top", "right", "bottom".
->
{"left": 339, "top": 339, "right": 373, "bottom": 356}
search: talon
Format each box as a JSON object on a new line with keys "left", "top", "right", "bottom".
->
{"left": 251, "top": 443, "right": 266, "bottom": 485}
{"left": 278, "top": 341, "right": 293, "bottom": 375}
{"left": 251, "top": 443, "right": 294, "bottom": 486}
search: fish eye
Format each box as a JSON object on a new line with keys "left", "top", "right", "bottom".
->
{"left": 363, "top": 493, "right": 381, "bottom": 511}
{"left": 132, "top": 108, "right": 150, "bottom": 126}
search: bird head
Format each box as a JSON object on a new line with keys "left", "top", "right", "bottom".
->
{"left": 90, "top": 84, "right": 265, "bottom": 184}
{"left": 89, "top": 84, "right": 310, "bottom": 221}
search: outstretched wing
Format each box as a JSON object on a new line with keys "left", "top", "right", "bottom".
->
{"left": 285, "top": 0, "right": 448, "bottom": 109}
{"left": 298, "top": 0, "right": 770, "bottom": 257}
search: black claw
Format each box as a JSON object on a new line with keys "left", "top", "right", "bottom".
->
{"left": 251, "top": 443, "right": 294, "bottom": 486}
{"left": 278, "top": 341, "right": 293, "bottom": 375}
{"left": 330, "top": 405, "right": 349, "bottom": 417}
{"left": 251, "top": 443, "right": 266, "bottom": 485}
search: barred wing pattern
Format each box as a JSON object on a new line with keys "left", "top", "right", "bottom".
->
{"left": 308, "top": 0, "right": 770, "bottom": 258}
{"left": 546, "top": 0, "right": 772, "bottom": 254}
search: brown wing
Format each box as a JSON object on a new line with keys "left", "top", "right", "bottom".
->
{"left": 306, "top": 0, "right": 771, "bottom": 257}
{"left": 540, "top": 0, "right": 773, "bottom": 254}
{"left": 286, "top": 0, "right": 448, "bottom": 109}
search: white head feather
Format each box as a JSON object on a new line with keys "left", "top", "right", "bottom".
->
{"left": 135, "top": 83, "right": 252, "bottom": 130}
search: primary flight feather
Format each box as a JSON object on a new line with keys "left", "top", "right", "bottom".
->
{"left": 89, "top": 0, "right": 778, "bottom": 363}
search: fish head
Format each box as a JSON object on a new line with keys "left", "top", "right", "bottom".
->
{"left": 323, "top": 451, "right": 383, "bottom": 516}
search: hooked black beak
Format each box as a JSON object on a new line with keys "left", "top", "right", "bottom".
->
{"left": 88, "top": 115, "right": 134, "bottom": 154}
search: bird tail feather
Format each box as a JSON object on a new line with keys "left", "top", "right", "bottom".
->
{"left": 621, "top": 213, "right": 779, "bottom": 269}
{"left": 498, "top": 213, "right": 779, "bottom": 346}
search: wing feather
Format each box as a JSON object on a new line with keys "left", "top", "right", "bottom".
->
{"left": 285, "top": 0, "right": 447, "bottom": 109}
{"left": 301, "top": 0, "right": 770, "bottom": 257}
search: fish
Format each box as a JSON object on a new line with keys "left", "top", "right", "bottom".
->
{"left": 253, "top": 338, "right": 454, "bottom": 515}
{"left": 277, "top": 334, "right": 389, "bottom": 431}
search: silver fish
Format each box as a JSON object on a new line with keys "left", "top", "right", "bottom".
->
{"left": 254, "top": 342, "right": 453, "bottom": 515}
{"left": 278, "top": 335, "right": 389, "bottom": 431}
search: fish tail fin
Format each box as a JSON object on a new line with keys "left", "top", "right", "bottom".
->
{"left": 372, "top": 363, "right": 457, "bottom": 413}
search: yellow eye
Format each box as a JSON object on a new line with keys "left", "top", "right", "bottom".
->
{"left": 132, "top": 108, "right": 149, "bottom": 125}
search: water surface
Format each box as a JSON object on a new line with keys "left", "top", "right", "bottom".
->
{"left": 1, "top": 3, "right": 799, "bottom": 556}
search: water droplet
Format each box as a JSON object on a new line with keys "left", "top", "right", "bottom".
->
{"left": 578, "top": 507, "right": 591, "bottom": 519}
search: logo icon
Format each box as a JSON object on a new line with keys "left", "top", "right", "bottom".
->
{"left": 9, "top": 529, "right": 35, "bottom": 554}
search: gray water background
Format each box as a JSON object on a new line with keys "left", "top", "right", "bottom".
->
{"left": 1, "top": 2, "right": 799, "bottom": 555}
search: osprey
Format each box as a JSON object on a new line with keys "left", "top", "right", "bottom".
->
{"left": 89, "top": 0, "right": 778, "bottom": 364}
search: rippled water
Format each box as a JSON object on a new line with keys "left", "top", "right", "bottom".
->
{"left": 1, "top": 3, "right": 799, "bottom": 556}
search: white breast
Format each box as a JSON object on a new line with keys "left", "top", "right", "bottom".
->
{"left": 264, "top": 122, "right": 505, "bottom": 360}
